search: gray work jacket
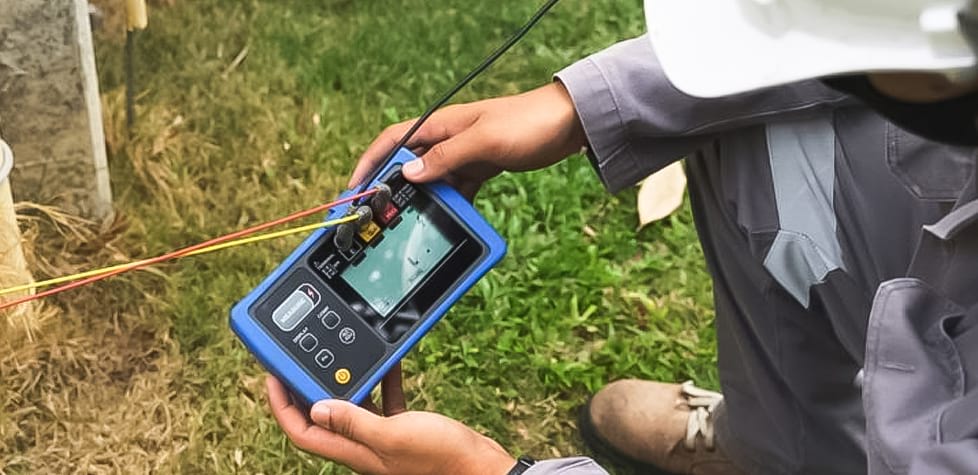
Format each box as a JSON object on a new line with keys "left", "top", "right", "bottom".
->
{"left": 524, "top": 36, "right": 978, "bottom": 475}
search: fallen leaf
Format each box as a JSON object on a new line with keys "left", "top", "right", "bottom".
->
{"left": 636, "top": 161, "right": 687, "bottom": 228}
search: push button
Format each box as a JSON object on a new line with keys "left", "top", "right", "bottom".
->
{"left": 314, "top": 348, "right": 335, "bottom": 369}
{"left": 335, "top": 368, "right": 351, "bottom": 385}
{"left": 338, "top": 327, "right": 356, "bottom": 345}
{"left": 272, "top": 286, "right": 317, "bottom": 332}
{"left": 321, "top": 310, "right": 341, "bottom": 330}
{"left": 292, "top": 328, "right": 318, "bottom": 353}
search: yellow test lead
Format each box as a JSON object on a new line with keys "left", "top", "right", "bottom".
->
{"left": 0, "top": 214, "right": 359, "bottom": 297}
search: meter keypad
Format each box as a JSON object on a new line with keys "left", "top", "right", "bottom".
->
{"left": 253, "top": 268, "right": 386, "bottom": 398}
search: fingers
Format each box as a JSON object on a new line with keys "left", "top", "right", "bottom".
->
{"left": 406, "top": 128, "right": 495, "bottom": 183}
{"left": 310, "top": 399, "right": 386, "bottom": 445}
{"left": 381, "top": 364, "right": 407, "bottom": 416}
{"left": 349, "top": 120, "right": 415, "bottom": 188}
{"left": 265, "top": 376, "right": 380, "bottom": 472}
{"left": 266, "top": 375, "right": 316, "bottom": 435}
{"left": 349, "top": 105, "right": 480, "bottom": 188}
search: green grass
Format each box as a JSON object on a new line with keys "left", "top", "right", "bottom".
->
{"left": 90, "top": 0, "right": 716, "bottom": 472}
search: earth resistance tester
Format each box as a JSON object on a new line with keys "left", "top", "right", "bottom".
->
{"left": 230, "top": 149, "right": 506, "bottom": 405}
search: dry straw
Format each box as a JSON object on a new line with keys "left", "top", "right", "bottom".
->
{"left": 0, "top": 202, "right": 191, "bottom": 473}
{"left": 2, "top": 2, "right": 199, "bottom": 472}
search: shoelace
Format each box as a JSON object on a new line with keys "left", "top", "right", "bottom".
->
{"left": 680, "top": 380, "right": 723, "bottom": 451}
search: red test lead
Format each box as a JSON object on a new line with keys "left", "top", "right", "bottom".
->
{"left": 0, "top": 188, "right": 379, "bottom": 312}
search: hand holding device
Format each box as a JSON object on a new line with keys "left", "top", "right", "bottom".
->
{"left": 349, "top": 82, "right": 588, "bottom": 199}
{"left": 266, "top": 375, "right": 516, "bottom": 475}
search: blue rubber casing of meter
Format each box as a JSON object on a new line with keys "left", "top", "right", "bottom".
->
{"left": 230, "top": 148, "right": 506, "bottom": 406}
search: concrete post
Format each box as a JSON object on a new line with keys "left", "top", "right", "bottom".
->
{"left": 0, "top": 0, "right": 113, "bottom": 220}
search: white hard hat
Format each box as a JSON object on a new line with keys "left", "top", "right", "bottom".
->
{"left": 644, "top": 0, "right": 978, "bottom": 97}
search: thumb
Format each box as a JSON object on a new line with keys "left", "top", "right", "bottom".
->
{"left": 403, "top": 129, "right": 493, "bottom": 184}
{"left": 401, "top": 156, "right": 427, "bottom": 181}
{"left": 310, "top": 399, "right": 384, "bottom": 444}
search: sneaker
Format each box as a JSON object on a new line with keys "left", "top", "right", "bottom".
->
{"left": 578, "top": 380, "right": 744, "bottom": 475}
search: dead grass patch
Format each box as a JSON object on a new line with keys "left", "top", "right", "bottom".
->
{"left": 1, "top": 203, "right": 191, "bottom": 474}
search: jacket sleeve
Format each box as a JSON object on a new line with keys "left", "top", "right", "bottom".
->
{"left": 907, "top": 303, "right": 978, "bottom": 474}
{"left": 554, "top": 35, "right": 854, "bottom": 193}
{"left": 522, "top": 457, "right": 610, "bottom": 474}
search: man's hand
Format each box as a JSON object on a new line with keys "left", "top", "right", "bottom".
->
{"left": 349, "top": 81, "right": 587, "bottom": 199}
{"left": 266, "top": 375, "right": 516, "bottom": 475}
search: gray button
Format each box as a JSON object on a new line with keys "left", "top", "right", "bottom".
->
{"left": 314, "top": 349, "right": 335, "bottom": 369}
{"left": 321, "top": 310, "right": 341, "bottom": 330}
{"left": 292, "top": 328, "right": 319, "bottom": 353}
{"left": 272, "top": 289, "right": 314, "bottom": 332}
{"left": 338, "top": 327, "right": 356, "bottom": 345}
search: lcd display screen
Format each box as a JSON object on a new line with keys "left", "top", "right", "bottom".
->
{"left": 341, "top": 205, "right": 454, "bottom": 317}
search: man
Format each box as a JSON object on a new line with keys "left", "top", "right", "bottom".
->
{"left": 267, "top": 1, "right": 978, "bottom": 473}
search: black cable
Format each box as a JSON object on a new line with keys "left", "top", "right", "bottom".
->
{"left": 355, "top": 0, "right": 561, "bottom": 193}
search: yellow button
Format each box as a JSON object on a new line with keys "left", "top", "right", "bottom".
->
{"left": 335, "top": 368, "right": 351, "bottom": 385}
{"left": 358, "top": 221, "right": 381, "bottom": 243}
